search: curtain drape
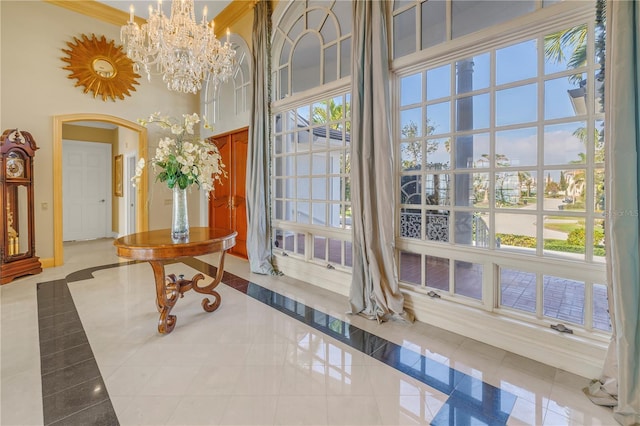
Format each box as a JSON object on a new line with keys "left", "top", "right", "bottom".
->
{"left": 348, "top": 0, "right": 412, "bottom": 323}
{"left": 246, "top": 0, "right": 275, "bottom": 275}
{"left": 585, "top": 1, "right": 640, "bottom": 425}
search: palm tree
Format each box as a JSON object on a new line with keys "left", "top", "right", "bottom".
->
{"left": 312, "top": 99, "right": 350, "bottom": 131}
{"left": 544, "top": 24, "right": 587, "bottom": 84}
{"left": 566, "top": 171, "right": 586, "bottom": 203}
{"left": 312, "top": 98, "right": 352, "bottom": 211}
{"left": 572, "top": 127, "right": 604, "bottom": 163}
{"left": 524, "top": 176, "right": 535, "bottom": 198}
{"left": 518, "top": 171, "right": 533, "bottom": 199}
{"left": 570, "top": 152, "right": 587, "bottom": 164}
{"left": 546, "top": 18, "right": 606, "bottom": 212}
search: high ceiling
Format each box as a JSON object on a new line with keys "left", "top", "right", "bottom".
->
{"left": 99, "top": 0, "right": 233, "bottom": 23}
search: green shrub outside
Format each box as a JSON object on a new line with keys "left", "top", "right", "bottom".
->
{"left": 567, "top": 228, "right": 586, "bottom": 246}
{"left": 496, "top": 233, "right": 536, "bottom": 248}
{"left": 562, "top": 201, "right": 586, "bottom": 210}
{"left": 567, "top": 227, "right": 605, "bottom": 246}
{"left": 544, "top": 240, "right": 584, "bottom": 253}
{"left": 496, "top": 233, "right": 606, "bottom": 256}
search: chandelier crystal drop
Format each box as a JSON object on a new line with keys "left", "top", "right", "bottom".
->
{"left": 120, "top": 0, "right": 236, "bottom": 94}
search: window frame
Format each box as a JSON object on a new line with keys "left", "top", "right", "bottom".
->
{"left": 271, "top": 0, "right": 353, "bottom": 270}
{"left": 392, "top": 1, "right": 609, "bottom": 334}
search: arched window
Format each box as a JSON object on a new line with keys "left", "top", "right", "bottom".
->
{"left": 272, "top": 0, "right": 351, "bottom": 100}
{"left": 201, "top": 33, "right": 251, "bottom": 130}
{"left": 271, "top": 0, "right": 353, "bottom": 269}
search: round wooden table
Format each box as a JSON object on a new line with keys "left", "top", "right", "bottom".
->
{"left": 114, "top": 227, "right": 237, "bottom": 334}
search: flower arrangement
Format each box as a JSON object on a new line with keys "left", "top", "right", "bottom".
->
{"left": 133, "top": 112, "right": 225, "bottom": 196}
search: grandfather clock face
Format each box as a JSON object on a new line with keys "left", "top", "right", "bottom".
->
{"left": 6, "top": 151, "right": 25, "bottom": 178}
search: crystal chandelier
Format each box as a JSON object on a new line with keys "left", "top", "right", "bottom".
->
{"left": 120, "top": 0, "right": 236, "bottom": 94}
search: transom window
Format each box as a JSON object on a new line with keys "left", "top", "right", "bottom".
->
{"left": 392, "top": 0, "right": 561, "bottom": 59}
{"left": 272, "top": 0, "right": 352, "bottom": 100}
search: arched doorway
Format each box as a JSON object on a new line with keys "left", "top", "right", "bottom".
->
{"left": 53, "top": 113, "right": 149, "bottom": 266}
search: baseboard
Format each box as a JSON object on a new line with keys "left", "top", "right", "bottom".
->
{"left": 273, "top": 253, "right": 607, "bottom": 378}
{"left": 40, "top": 257, "right": 55, "bottom": 269}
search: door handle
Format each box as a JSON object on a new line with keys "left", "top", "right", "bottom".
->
{"left": 100, "top": 199, "right": 106, "bottom": 203}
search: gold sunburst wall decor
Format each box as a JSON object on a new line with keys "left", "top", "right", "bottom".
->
{"left": 62, "top": 34, "right": 140, "bottom": 102}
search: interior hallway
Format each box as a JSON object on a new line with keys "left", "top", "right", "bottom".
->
{"left": 0, "top": 238, "right": 616, "bottom": 425}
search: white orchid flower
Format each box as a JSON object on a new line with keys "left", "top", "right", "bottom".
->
{"left": 136, "top": 112, "right": 224, "bottom": 198}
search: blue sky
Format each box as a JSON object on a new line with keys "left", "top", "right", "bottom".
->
{"left": 399, "top": 29, "right": 591, "bottom": 173}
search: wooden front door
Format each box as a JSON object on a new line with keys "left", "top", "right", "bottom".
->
{"left": 208, "top": 128, "right": 248, "bottom": 258}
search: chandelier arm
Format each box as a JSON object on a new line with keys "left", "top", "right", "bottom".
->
{"left": 120, "top": 0, "right": 236, "bottom": 94}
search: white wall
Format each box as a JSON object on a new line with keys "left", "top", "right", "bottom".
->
{"left": 117, "top": 126, "right": 138, "bottom": 237}
{"left": 0, "top": 1, "right": 199, "bottom": 260}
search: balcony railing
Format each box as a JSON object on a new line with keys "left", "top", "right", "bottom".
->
{"left": 400, "top": 211, "right": 490, "bottom": 247}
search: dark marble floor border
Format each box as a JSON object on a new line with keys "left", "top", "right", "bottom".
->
{"left": 36, "top": 257, "right": 517, "bottom": 426}
{"left": 37, "top": 278, "right": 119, "bottom": 426}
{"left": 183, "top": 258, "right": 517, "bottom": 425}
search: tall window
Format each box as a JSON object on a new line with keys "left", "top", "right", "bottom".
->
{"left": 272, "top": 95, "right": 351, "bottom": 229}
{"left": 399, "top": 29, "right": 604, "bottom": 259}
{"left": 269, "top": 0, "right": 609, "bottom": 334}
{"left": 395, "top": 1, "right": 609, "bottom": 332}
{"left": 272, "top": 0, "right": 353, "bottom": 269}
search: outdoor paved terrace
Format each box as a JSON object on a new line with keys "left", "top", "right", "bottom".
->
{"left": 277, "top": 234, "right": 612, "bottom": 332}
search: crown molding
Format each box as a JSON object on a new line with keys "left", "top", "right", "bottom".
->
{"left": 214, "top": 0, "right": 258, "bottom": 36}
{"left": 44, "top": 0, "right": 147, "bottom": 26}
{"left": 45, "top": 0, "right": 255, "bottom": 31}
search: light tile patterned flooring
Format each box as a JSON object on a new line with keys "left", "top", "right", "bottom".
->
{"left": 1, "top": 238, "right": 617, "bottom": 425}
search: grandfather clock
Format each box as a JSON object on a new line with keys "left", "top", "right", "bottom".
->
{"left": 1, "top": 129, "right": 41, "bottom": 284}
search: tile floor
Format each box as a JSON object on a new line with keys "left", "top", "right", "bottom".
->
{"left": 0, "top": 238, "right": 617, "bottom": 425}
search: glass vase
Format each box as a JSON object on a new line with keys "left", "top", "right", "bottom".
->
{"left": 171, "top": 185, "right": 189, "bottom": 240}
